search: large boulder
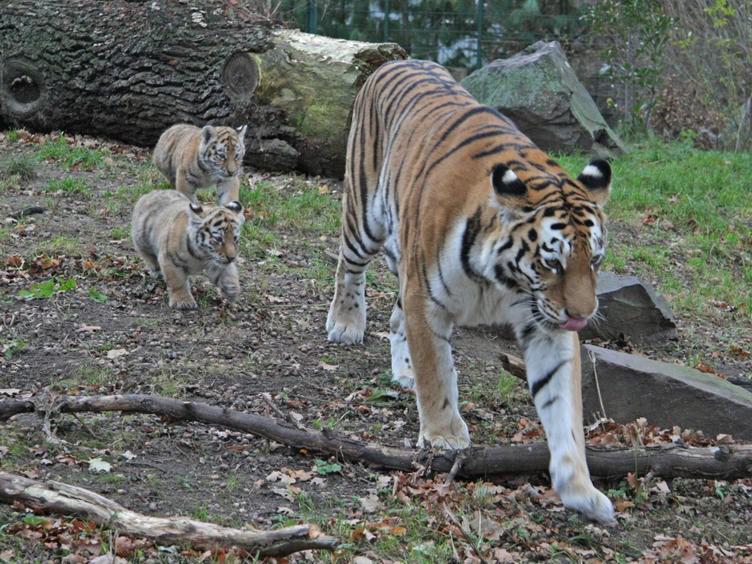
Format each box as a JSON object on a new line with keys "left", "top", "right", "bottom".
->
{"left": 581, "top": 345, "right": 752, "bottom": 440}
{"left": 461, "top": 41, "right": 626, "bottom": 157}
{"left": 580, "top": 272, "right": 677, "bottom": 344}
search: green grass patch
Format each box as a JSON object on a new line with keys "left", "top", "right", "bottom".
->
{"left": 36, "top": 135, "right": 109, "bottom": 171}
{"left": 17, "top": 277, "right": 77, "bottom": 300}
{"left": 239, "top": 180, "right": 340, "bottom": 258}
{"left": 44, "top": 176, "right": 91, "bottom": 197}
{"left": 4, "top": 129, "right": 21, "bottom": 142}
{"left": 34, "top": 235, "right": 85, "bottom": 257}
{"left": 557, "top": 140, "right": 752, "bottom": 318}
{"left": 0, "top": 155, "right": 37, "bottom": 181}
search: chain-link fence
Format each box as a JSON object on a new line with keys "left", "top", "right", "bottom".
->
{"left": 278, "top": 0, "right": 585, "bottom": 70}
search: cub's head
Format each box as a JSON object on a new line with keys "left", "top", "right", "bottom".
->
{"left": 199, "top": 125, "right": 247, "bottom": 180}
{"left": 491, "top": 159, "right": 611, "bottom": 332}
{"left": 188, "top": 201, "right": 245, "bottom": 264}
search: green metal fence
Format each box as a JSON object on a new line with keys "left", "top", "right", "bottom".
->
{"left": 279, "top": 0, "right": 584, "bottom": 69}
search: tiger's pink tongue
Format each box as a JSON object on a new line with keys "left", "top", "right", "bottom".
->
{"left": 560, "top": 317, "right": 588, "bottom": 331}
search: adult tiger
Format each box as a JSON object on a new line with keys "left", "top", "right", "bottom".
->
{"left": 326, "top": 60, "right": 614, "bottom": 523}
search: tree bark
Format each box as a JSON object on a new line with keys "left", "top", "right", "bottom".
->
{"left": 0, "top": 1, "right": 405, "bottom": 176}
{"left": 3, "top": 395, "right": 751, "bottom": 481}
{"left": 0, "top": 471, "right": 338, "bottom": 556}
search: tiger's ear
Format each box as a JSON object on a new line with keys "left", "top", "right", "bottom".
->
{"left": 188, "top": 202, "right": 204, "bottom": 223}
{"left": 237, "top": 125, "right": 248, "bottom": 138}
{"left": 201, "top": 125, "right": 216, "bottom": 145}
{"left": 577, "top": 159, "right": 611, "bottom": 206}
{"left": 491, "top": 164, "right": 527, "bottom": 208}
{"left": 225, "top": 201, "right": 243, "bottom": 214}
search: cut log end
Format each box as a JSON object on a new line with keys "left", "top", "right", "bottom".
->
{"left": 1, "top": 58, "right": 47, "bottom": 119}
{"left": 223, "top": 52, "right": 259, "bottom": 102}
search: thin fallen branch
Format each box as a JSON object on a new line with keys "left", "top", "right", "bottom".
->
{"left": 0, "top": 399, "right": 33, "bottom": 422}
{"left": 0, "top": 471, "right": 337, "bottom": 557}
{"left": 2, "top": 394, "right": 752, "bottom": 481}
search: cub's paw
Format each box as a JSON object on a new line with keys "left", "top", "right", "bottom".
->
{"left": 560, "top": 486, "right": 615, "bottom": 526}
{"left": 417, "top": 416, "right": 471, "bottom": 450}
{"left": 169, "top": 293, "right": 198, "bottom": 310}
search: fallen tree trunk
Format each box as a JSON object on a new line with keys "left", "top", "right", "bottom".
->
{"left": 0, "top": 1, "right": 405, "bottom": 176}
{"left": 2, "top": 395, "right": 751, "bottom": 481}
{"left": 0, "top": 471, "right": 337, "bottom": 556}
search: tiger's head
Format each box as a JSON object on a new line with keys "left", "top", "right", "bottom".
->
{"left": 188, "top": 200, "right": 245, "bottom": 265}
{"left": 199, "top": 125, "right": 247, "bottom": 181}
{"left": 489, "top": 159, "right": 611, "bottom": 333}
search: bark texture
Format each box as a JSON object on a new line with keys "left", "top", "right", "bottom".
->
{"left": 3, "top": 394, "right": 751, "bottom": 481}
{"left": 0, "top": 471, "right": 338, "bottom": 556}
{"left": 0, "top": 1, "right": 405, "bottom": 176}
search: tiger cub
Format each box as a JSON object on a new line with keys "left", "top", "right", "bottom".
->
{"left": 132, "top": 190, "right": 244, "bottom": 309}
{"left": 153, "top": 124, "right": 247, "bottom": 206}
{"left": 326, "top": 60, "right": 614, "bottom": 524}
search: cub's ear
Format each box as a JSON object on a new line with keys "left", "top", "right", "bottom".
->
{"left": 189, "top": 202, "right": 204, "bottom": 217}
{"left": 201, "top": 125, "right": 216, "bottom": 144}
{"left": 237, "top": 125, "right": 248, "bottom": 138}
{"left": 577, "top": 159, "right": 611, "bottom": 206}
{"left": 491, "top": 164, "right": 527, "bottom": 208}
{"left": 225, "top": 201, "right": 243, "bottom": 213}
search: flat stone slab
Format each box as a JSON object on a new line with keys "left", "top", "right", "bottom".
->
{"left": 579, "top": 272, "right": 677, "bottom": 344}
{"left": 581, "top": 345, "right": 752, "bottom": 440}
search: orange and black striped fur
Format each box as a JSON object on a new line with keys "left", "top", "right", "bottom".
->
{"left": 132, "top": 190, "right": 244, "bottom": 309}
{"left": 326, "top": 60, "right": 614, "bottom": 523}
{"left": 153, "top": 124, "right": 247, "bottom": 206}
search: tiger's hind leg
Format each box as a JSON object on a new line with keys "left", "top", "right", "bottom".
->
{"left": 326, "top": 186, "right": 383, "bottom": 344}
{"left": 389, "top": 297, "right": 415, "bottom": 389}
{"left": 521, "top": 328, "right": 614, "bottom": 524}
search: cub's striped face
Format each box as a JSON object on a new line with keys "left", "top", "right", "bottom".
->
{"left": 188, "top": 201, "right": 245, "bottom": 264}
{"left": 492, "top": 160, "right": 611, "bottom": 332}
{"left": 199, "top": 125, "right": 247, "bottom": 180}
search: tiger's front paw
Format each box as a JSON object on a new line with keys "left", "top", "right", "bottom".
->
{"left": 417, "top": 416, "right": 470, "bottom": 450}
{"left": 326, "top": 305, "right": 365, "bottom": 344}
{"left": 559, "top": 484, "right": 615, "bottom": 525}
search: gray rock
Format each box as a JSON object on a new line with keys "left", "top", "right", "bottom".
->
{"left": 580, "top": 272, "right": 677, "bottom": 344}
{"left": 581, "top": 345, "right": 752, "bottom": 440}
{"left": 461, "top": 41, "right": 626, "bottom": 157}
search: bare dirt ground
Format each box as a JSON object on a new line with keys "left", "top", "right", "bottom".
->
{"left": 0, "top": 131, "right": 750, "bottom": 562}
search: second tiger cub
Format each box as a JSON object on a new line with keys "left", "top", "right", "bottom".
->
{"left": 153, "top": 124, "right": 247, "bottom": 205}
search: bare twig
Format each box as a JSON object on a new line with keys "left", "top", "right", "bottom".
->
{"left": 1, "top": 394, "right": 751, "bottom": 481}
{"left": 588, "top": 349, "right": 608, "bottom": 420}
{"left": 260, "top": 392, "right": 307, "bottom": 431}
{"left": 440, "top": 451, "right": 467, "bottom": 493}
{"left": 0, "top": 471, "right": 337, "bottom": 556}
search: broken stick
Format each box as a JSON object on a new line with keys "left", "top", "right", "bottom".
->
{"left": 2, "top": 394, "right": 751, "bottom": 481}
{"left": 0, "top": 471, "right": 338, "bottom": 556}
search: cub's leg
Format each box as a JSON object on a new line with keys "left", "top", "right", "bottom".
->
{"left": 216, "top": 177, "right": 241, "bottom": 206}
{"left": 174, "top": 167, "right": 196, "bottom": 202}
{"left": 522, "top": 329, "right": 614, "bottom": 524}
{"left": 404, "top": 289, "right": 469, "bottom": 449}
{"left": 389, "top": 297, "right": 415, "bottom": 389}
{"left": 326, "top": 186, "right": 383, "bottom": 344}
{"left": 159, "top": 254, "right": 196, "bottom": 309}
{"left": 208, "top": 262, "right": 240, "bottom": 304}
{"left": 136, "top": 250, "right": 161, "bottom": 279}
